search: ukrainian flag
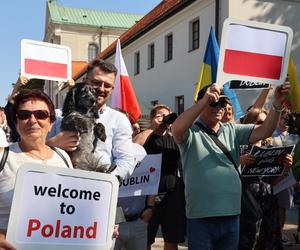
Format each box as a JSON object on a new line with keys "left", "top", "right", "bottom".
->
{"left": 194, "top": 27, "right": 219, "bottom": 102}
{"left": 194, "top": 27, "right": 243, "bottom": 120}
{"left": 288, "top": 55, "right": 300, "bottom": 112}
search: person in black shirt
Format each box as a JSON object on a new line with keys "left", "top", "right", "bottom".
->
{"left": 134, "top": 104, "right": 186, "bottom": 250}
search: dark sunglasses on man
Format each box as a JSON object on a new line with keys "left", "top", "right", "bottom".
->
{"left": 16, "top": 110, "right": 50, "bottom": 120}
{"left": 209, "top": 96, "right": 230, "bottom": 109}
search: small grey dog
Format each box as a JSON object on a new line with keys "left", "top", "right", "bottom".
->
{"left": 61, "top": 82, "right": 113, "bottom": 172}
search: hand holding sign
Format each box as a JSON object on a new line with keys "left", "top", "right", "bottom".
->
{"left": 273, "top": 80, "right": 291, "bottom": 109}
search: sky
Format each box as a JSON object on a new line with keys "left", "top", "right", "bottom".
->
{"left": 0, "top": 0, "right": 161, "bottom": 107}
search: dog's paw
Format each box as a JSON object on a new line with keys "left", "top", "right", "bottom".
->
{"left": 94, "top": 123, "right": 107, "bottom": 142}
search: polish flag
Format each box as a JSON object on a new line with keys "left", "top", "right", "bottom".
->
{"left": 21, "top": 39, "right": 71, "bottom": 81}
{"left": 223, "top": 25, "right": 287, "bottom": 80}
{"left": 112, "top": 39, "right": 141, "bottom": 123}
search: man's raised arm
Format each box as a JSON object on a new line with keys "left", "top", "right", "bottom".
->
{"left": 249, "top": 81, "right": 290, "bottom": 144}
{"left": 172, "top": 84, "right": 221, "bottom": 144}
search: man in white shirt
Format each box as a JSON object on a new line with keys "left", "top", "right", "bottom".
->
{"left": 48, "top": 59, "right": 135, "bottom": 180}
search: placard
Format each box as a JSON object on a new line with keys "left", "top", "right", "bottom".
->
{"left": 229, "top": 80, "right": 270, "bottom": 89}
{"left": 241, "top": 145, "right": 295, "bottom": 177}
{"left": 6, "top": 164, "right": 119, "bottom": 250}
{"left": 217, "top": 18, "right": 293, "bottom": 86}
{"left": 118, "top": 154, "right": 162, "bottom": 197}
{"left": 21, "top": 39, "right": 72, "bottom": 82}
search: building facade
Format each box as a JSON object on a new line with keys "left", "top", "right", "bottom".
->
{"left": 98, "top": 0, "right": 300, "bottom": 116}
{"left": 43, "top": 0, "right": 143, "bottom": 108}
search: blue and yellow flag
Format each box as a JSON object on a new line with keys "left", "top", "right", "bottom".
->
{"left": 194, "top": 27, "right": 219, "bottom": 102}
{"left": 194, "top": 27, "right": 244, "bottom": 120}
{"left": 288, "top": 55, "right": 300, "bottom": 112}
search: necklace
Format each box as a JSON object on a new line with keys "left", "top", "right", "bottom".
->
{"left": 19, "top": 143, "right": 51, "bottom": 163}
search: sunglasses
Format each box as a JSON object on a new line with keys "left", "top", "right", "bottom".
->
{"left": 16, "top": 110, "right": 50, "bottom": 120}
{"left": 209, "top": 99, "right": 228, "bottom": 108}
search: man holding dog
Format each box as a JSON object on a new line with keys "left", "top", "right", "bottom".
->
{"left": 172, "top": 81, "right": 290, "bottom": 250}
{"left": 48, "top": 59, "right": 135, "bottom": 180}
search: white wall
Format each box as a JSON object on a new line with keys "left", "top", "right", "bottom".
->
{"left": 106, "top": 0, "right": 216, "bottom": 115}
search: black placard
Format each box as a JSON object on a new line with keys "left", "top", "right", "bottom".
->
{"left": 230, "top": 80, "right": 270, "bottom": 89}
{"left": 241, "top": 145, "right": 295, "bottom": 177}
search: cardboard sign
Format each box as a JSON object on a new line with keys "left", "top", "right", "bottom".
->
{"left": 21, "top": 39, "right": 72, "bottom": 82}
{"left": 241, "top": 145, "right": 295, "bottom": 177}
{"left": 217, "top": 18, "right": 293, "bottom": 86}
{"left": 118, "top": 154, "right": 162, "bottom": 197}
{"left": 229, "top": 80, "right": 270, "bottom": 89}
{"left": 6, "top": 164, "right": 119, "bottom": 250}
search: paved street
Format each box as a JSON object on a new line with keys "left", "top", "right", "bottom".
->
{"left": 151, "top": 206, "right": 300, "bottom": 249}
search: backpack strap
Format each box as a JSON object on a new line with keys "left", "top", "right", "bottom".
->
{"left": 49, "top": 146, "right": 70, "bottom": 168}
{"left": 0, "top": 147, "right": 9, "bottom": 172}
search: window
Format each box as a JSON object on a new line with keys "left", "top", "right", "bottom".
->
{"left": 88, "top": 44, "right": 98, "bottom": 62}
{"left": 148, "top": 43, "right": 155, "bottom": 69}
{"left": 189, "top": 19, "right": 199, "bottom": 51}
{"left": 134, "top": 51, "right": 140, "bottom": 75}
{"left": 176, "top": 95, "right": 184, "bottom": 115}
{"left": 165, "top": 33, "right": 173, "bottom": 62}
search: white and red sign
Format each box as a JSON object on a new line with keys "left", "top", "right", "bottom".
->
{"left": 217, "top": 18, "right": 293, "bottom": 86}
{"left": 21, "top": 39, "right": 72, "bottom": 82}
{"left": 6, "top": 164, "right": 119, "bottom": 250}
{"left": 118, "top": 154, "right": 162, "bottom": 198}
{"left": 112, "top": 39, "right": 141, "bottom": 123}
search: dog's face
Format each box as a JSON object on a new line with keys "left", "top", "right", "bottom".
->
{"left": 75, "top": 84, "right": 97, "bottom": 110}
{"left": 62, "top": 82, "right": 98, "bottom": 117}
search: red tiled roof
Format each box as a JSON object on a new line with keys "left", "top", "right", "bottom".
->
{"left": 75, "top": 0, "right": 195, "bottom": 79}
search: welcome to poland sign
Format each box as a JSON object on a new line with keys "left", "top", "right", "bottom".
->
{"left": 6, "top": 164, "right": 119, "bottom": 250}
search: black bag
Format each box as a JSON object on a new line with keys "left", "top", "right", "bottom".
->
{"left": 195, "top": 122, "right": 263, "bottom": 221}
{"left": 241, "top": 184, "right": 263, "bottom": 221}
{"left": 158, "top": 174, "right": 177, "bottom": 193}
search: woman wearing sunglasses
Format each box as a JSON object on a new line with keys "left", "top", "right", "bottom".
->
{"left": 0, "top": 89, "right": 73, "bottom": 242}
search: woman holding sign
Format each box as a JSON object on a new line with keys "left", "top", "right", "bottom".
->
{"left": 239, "top": 108, "right": 293, "bottom": 250}
{"left": 0, "top": 90, "right": 73, "bottom": 240}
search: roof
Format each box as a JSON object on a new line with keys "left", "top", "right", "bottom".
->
{"left": 47, "top": 0, "right": 143, "bottom": 29}
{"left": 60, "top": 61, "right": 88, "bottom": 90}
{"left": 72, "top": 61, "right": 87, "bottom": 79}
{"left": 100, "top": 0, "right": 196, "bottom": 59}
{"left": 74, "top": 0, "right": 196, "bottom": 79}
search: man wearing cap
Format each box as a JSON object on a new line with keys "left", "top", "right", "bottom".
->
{"left": 172, "top": 82, "right": 290, "bottom": 250}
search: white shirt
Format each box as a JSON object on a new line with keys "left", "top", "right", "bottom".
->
{"left": 0, "top": 128, "right": 8, "bottom": 147}
{"left": 95, "top": 106, "right": 135, "bottom": 179}
{"left": 0, "top": 143, "right": 72, "bottom": 230}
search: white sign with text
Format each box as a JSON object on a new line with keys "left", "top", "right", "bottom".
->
{"left": 7, "top": 164, "right": 119, "bottom": 250}
{"left": 118, "top": 154, "right": 162, "bottom": 197}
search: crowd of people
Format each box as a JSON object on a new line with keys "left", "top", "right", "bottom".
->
{"left": 0, "top": 58, "right": 299, "bottom": 250}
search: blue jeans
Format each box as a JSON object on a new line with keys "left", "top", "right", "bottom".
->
{"left": 187, "top": 215, "right": 240, "bottom": 250}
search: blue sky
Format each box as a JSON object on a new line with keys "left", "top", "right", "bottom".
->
{"left": 0, "top": 0, "right": 161, "bottom": 107}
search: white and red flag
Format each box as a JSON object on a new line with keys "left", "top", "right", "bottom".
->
{"left": 21, "top": 39, "right": 71, "bottom": 82}
{"left": 112, "top": 39, "right": 141, "bottom": 122}
{"left": 217, "top": 19, "right": 293, "bottom": 86}
{"left": 224, "top": 24, "right": 287, "bottom": 80}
